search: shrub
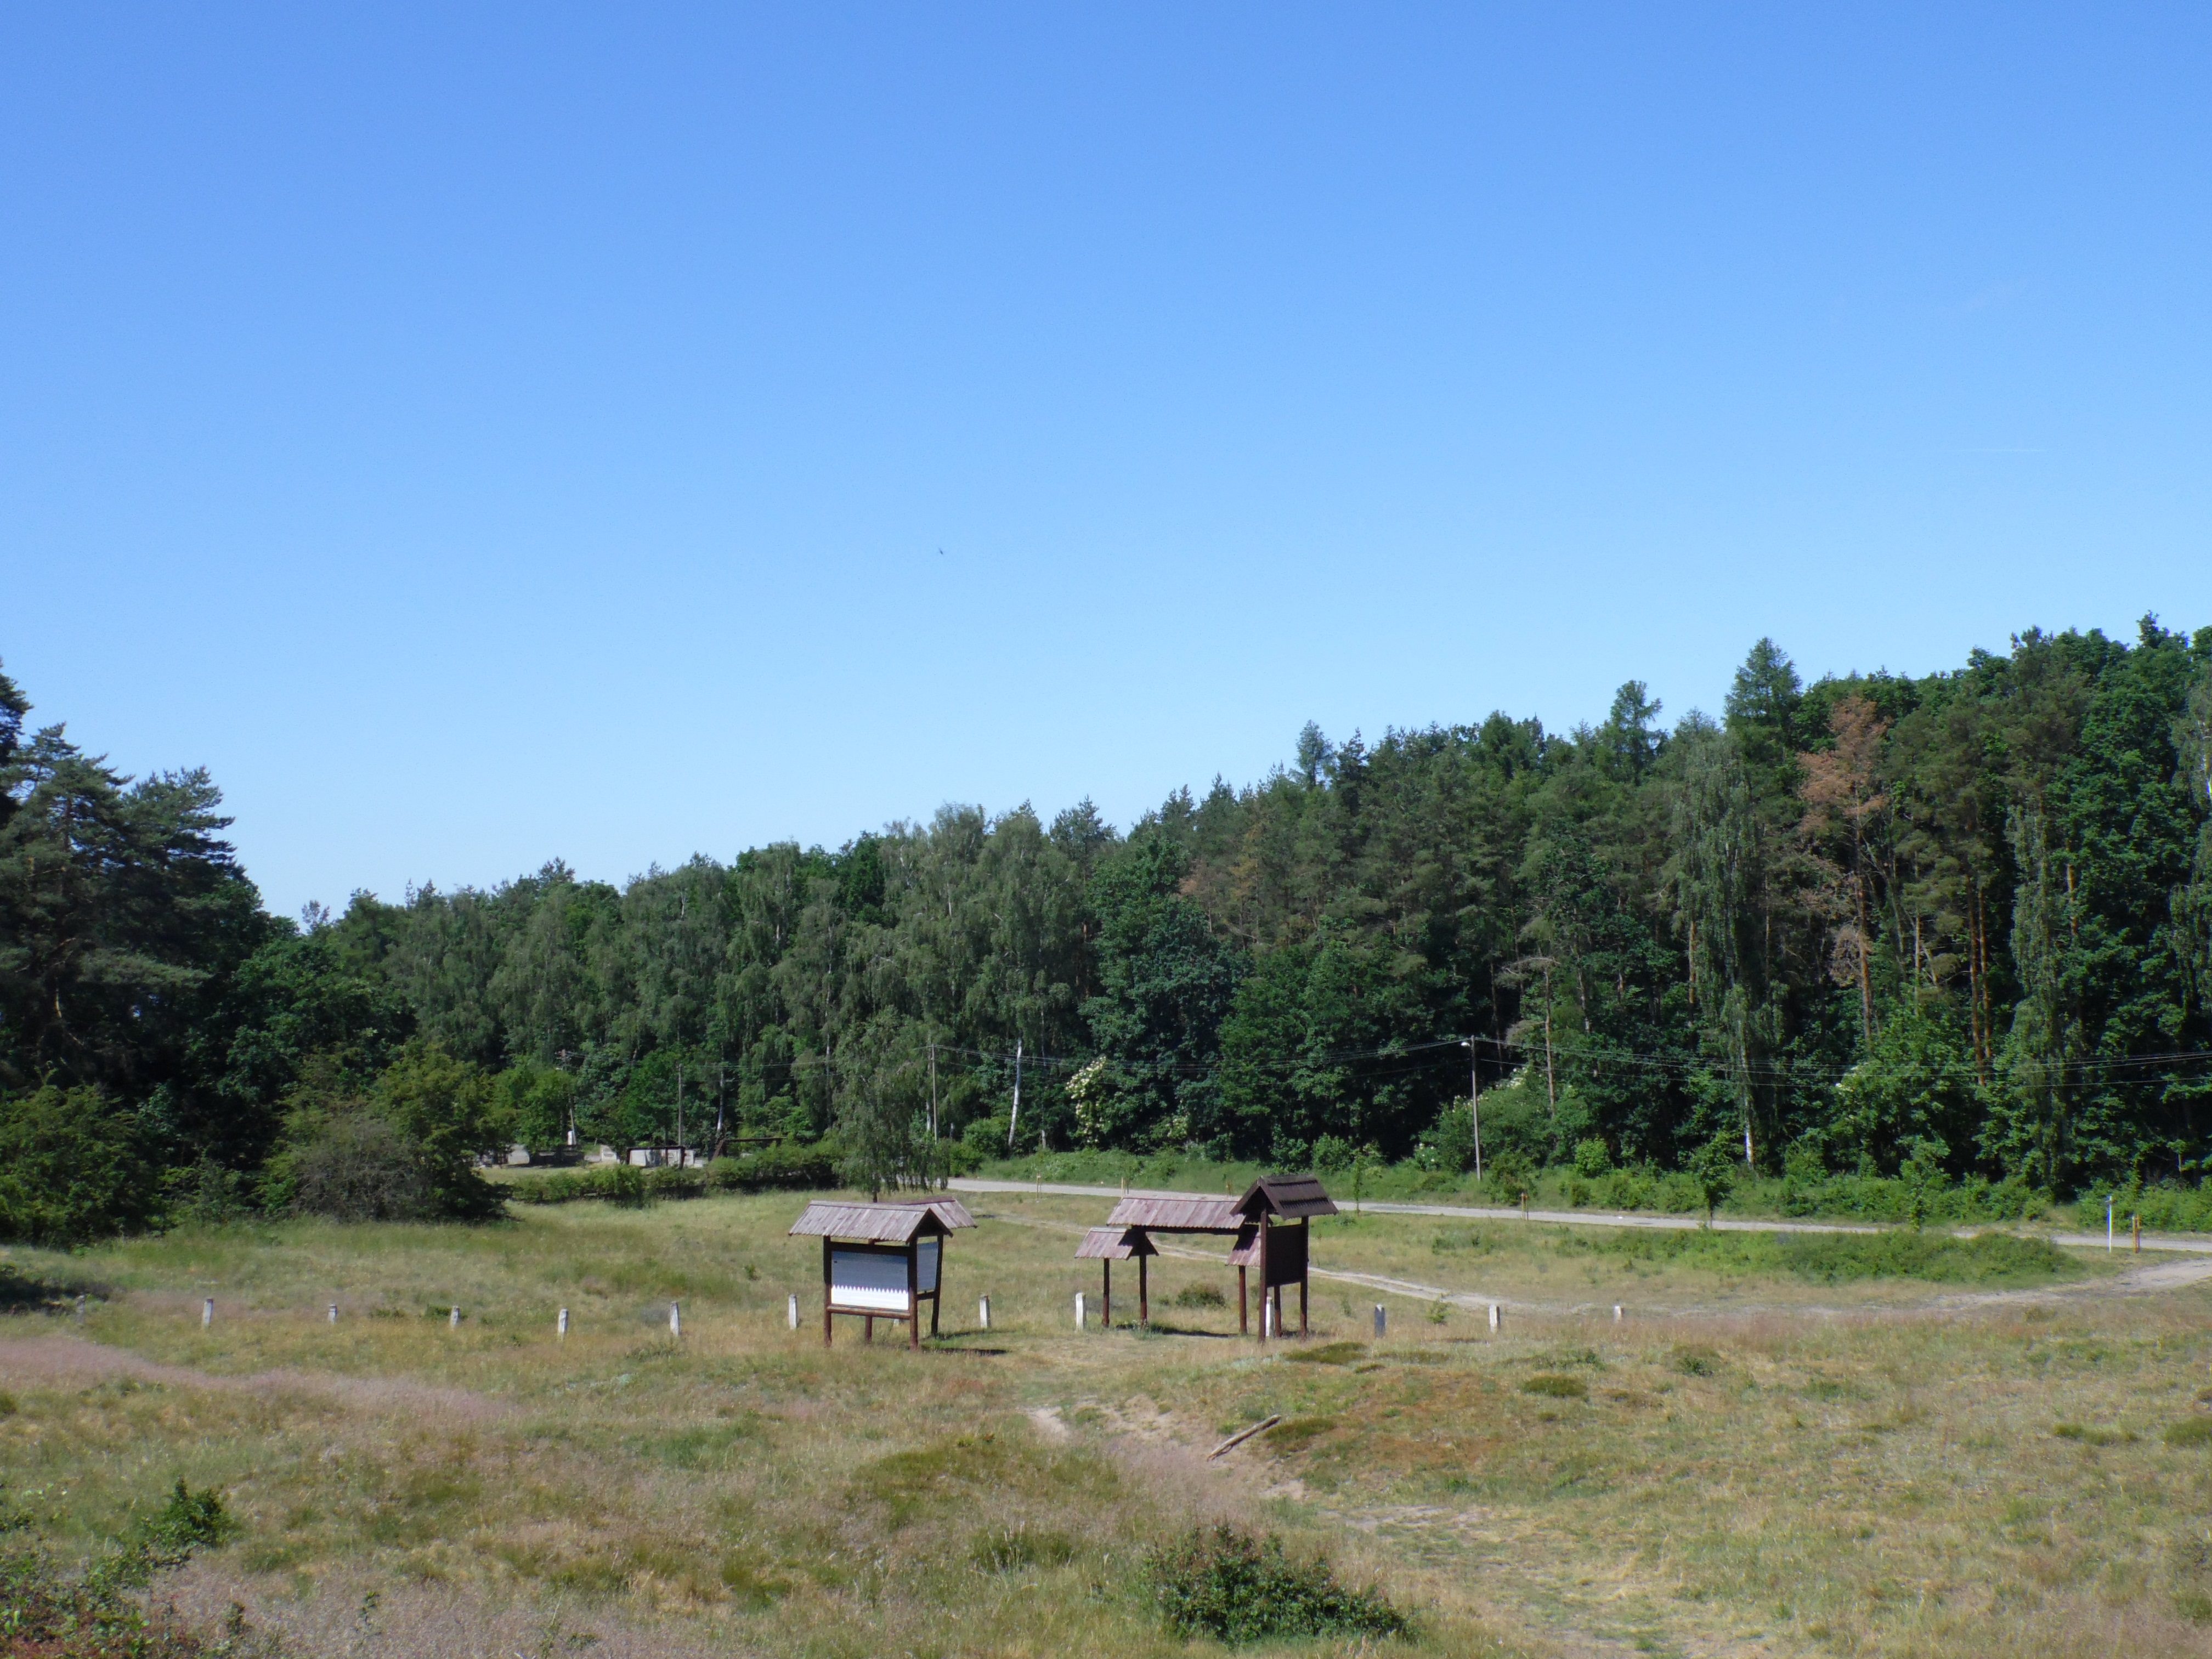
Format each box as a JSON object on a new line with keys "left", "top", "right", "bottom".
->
{"left": 285, "top": 1112, "right": 436, "bottom": 1221}
{"left": 1146, "top": 1524, "right": 1408, "bottom": 1644}
{"left": 1168, "top": 1282, "right": 1226, "bottom": 1309}
{"left": 643, "top": 1165, "right": 705, "bottom": 1201}
{"left": 1483, "top": 1148, "right": 1536, "bottom": 1201}
{"left": 2166, "top": 1418, "right": 2212, "bottom": 1447}
{"left": 1572, "top": 1137, "right": 1613, "bottom": 1178}
{"left": 0, "top": 1482, "right": 261, "bottom": 1655}
{"left": 0, "top": 1085, "right": 156, "bottom": 1245}
{"left": 1521, "top": 1373, "right": 1587, "bottom": 1398}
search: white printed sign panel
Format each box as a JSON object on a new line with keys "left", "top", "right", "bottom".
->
{"left": 830, "top": 1249, "right": 913, "bottom": 1313}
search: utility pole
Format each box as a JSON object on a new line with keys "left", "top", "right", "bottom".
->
{"left": 675, "top": 1063, "right": 683, "bottom": 1162}
{"left": 1005, "top": 1037, "right": 1023, "bottom": 1152}
{"left": 1464, "top": 1037, "right": 1483, "bottom": 1185}
{"left": 928, "top": 1043, "right": 939, "bottom": 1141}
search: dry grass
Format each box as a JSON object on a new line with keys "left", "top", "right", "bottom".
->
{"left": 1, "top": 1191, "right": 2207, "bottom": 1656}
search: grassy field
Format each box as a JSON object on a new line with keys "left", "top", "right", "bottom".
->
{"left": 4, "top": 1192, "right": 2211, "bottom": 1657}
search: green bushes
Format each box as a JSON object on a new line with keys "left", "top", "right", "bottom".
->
{"left": 0, "top": 1085, "right": 156, "bottom": 1246}
{"left": 711, "top": 1140, "right": 840, "bottom": 1191}
{"left": 507, "top": 1142, "right": 843, "bottom": 1205}
{"left": 1145, "top": 1524, "right": 1408, "bottom": 1644}
{"left": 1552, "top": 1224, "right": 2072, "bottom": 1284}
{"left": 0, "top": 1482, "right": 259, "bottom": 1658}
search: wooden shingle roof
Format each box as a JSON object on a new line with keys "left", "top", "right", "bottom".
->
{"left": 788, "top": 1198, "right": 976, "bottom": 1241}
{"left": 1105, "top": 1194, "right": 1243, "bottom": 1233}
{"left": 1235, "top": 1174, "right": 1338, "bottom": 1220}
{"left": 1074, "top": 1226, "right": 1158, "bottom": 1260}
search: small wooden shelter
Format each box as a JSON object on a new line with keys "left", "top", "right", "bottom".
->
{"left": 789, "top": 1198, "right": 975, "bottom": 1348}
{"left": 1075, "top": 1225, "right": 1158, "bottom": 1326}
{"left": 1235, "top": 1174, "right": 1338, "bottom": 1339}
{"left": 1099, "top": 1175, "right": 1337, "bottom": 1340}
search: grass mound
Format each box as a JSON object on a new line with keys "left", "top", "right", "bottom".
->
{"left": 1521, "top": 1374, "right": 1588, "bottom": 1399}
{"left": 1562, "top": 1224, "right": 2073, "bottom": 1284}
{"left": 1284, "top": 1340, "right": 1367, "bottom": 1365}
{"left": 1167, "top": 1283, "right": 1226, "bottom": 1309}
{"left": 1146, "top": 1524, "right": 1408, "bottom": 1645}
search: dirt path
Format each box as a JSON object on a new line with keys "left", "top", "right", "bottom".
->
{"left": 0, "top": 1333, "right": 507, "bottom": 1419}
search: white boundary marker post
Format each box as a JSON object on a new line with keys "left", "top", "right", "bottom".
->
{"left": 669, "top": 1301, "right": 682, "bottom": 1338}
{"left": 1373, "top": 1304, "right": 1386, "bottom": 1337}
{"left": 1489, "top": 1303, "right": 1501, "bottom": 1332}
{"left": 329, "top": 1304, "right": 338, "bottom": 1324}
{"left": 1074, "top": 1291, "right": 1086, "bottom": 1330}
{"left": 787, "top": 1293, "right": 799, "bottom": 1330}
{"left": 558, "top": 1307, "right": 570, "bottom": 1338}
{"left": 449, "top": 1306, "right": 461, "bottom": 1329}
{"left": 202, "top": 1298, "right": 213, "bottom": 1328}
{"left": 980, "top": 1295, "right": 992, "bottom": 1331}
{"left": 1613, "top": 1305, "right": 1623, "bottom": 1322}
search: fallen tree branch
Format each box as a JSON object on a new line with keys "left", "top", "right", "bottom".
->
{"left": 1208, "top": 1415, "right": 1281, "bottom": 1459}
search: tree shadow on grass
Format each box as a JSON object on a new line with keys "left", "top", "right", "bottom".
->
{"left": 0, "top": 1261, "right": 109, "bottom": 1315}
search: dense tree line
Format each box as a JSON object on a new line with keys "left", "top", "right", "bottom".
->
{"left": 4, "top": 619, "right": 2210, "bottom": 1241}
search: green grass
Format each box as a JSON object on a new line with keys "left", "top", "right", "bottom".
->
{"left": 1554, "top": 1222, "right": 2077, "bottom": 1284}
{"left": 1, "top": 1190, "right": 2204, "bottom": 1659}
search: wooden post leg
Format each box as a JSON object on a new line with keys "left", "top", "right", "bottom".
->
{"left": 1139, "top": 1255, "right": 1149, "bottom": 1328}
{"left": 1299, "top": 1276, "right": 1308, "bottom": 1338}
{"left": 910, "top": 1310, "right": 919, "bottom": 1350}
{"left": 1238, "top": 1267, "right": 1248, "bottom": 1335}
{"left": 864, "top": 1315, "right": 873, "bottom": 1343}
{"left": 824, "top": 1304, "right": 832, "bottom": 1347}
{"left": 1103, "top": 1261, "right": 1112, "bottom": 1329}
{"left": 930, "top": 1293, "right": 940, "bottom": 1338}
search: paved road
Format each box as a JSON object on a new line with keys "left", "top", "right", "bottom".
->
{"left": 948, "top": 1176, "right": 2212, "bottom": 1255}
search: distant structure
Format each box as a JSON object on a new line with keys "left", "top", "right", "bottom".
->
{"left": 1093, "top": 1175, "right": 1338, "bottom": 1339}
{"left": 789, "top": 1198, "right": 976, "bottom": 1349}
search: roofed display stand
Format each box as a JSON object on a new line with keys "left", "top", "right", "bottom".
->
{"left": 789, "top": 1198, "right": 975, "bottom": 1348}
{"left": 1098, "top": 1175, "right": 1337, "bottom": 1339}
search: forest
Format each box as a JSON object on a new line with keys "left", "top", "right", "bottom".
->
{"left": 4, "top": 618, "right": 2211, "bottom": 1243}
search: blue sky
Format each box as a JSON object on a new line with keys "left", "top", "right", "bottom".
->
{"left": 5, "top": 5, "right": 2209, "bottom": 918}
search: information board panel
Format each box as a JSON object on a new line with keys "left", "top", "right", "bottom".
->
{"left": 830, "top": 1248, "right": 913, "bottom": 1312}
{"left": 1263, "top": 1220, "right": 1306, "bottom": 1287}
{"left": 918, "top": 1236, "right": 941, "bottom": 1294}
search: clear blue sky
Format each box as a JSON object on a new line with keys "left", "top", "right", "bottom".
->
{"left": 5, "top": 5, "right": 2209, "bottom": 919}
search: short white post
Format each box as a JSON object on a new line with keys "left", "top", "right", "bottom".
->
{"left": 1613, "top": 1305, "right": 1623, "bottom": 1322}
{"left": 1489, "top": 1303, "right": 1501, "bottom": 1332}
{"left": 328, "top": 1304, "right": 338, "bottom": 1324}
{"left": 558, "top": 1307, "right": 570, "bottom": 1338}
{"left": 1373, "top": 1304, "right": 1387, "bottom": 1338}
{"left": 787, "top": 1293, "right": 799, "bottom": 1330}
{"left": 1264, "top": 1297, "right": 1275, "bottom": 1339}
{"left": 449, "top": 1305, "right": 461, "bottom": 1329}
{"left": 75, "top": 1294, "right": 87, "bottom": 1324}
{"left": 979, "top": 1295, "right": 992, "bottom": 1331}
{"left": 1074, "top": 1291, "right": 1086, "bottom": 1330}
{"left": 669, "top": 1301, "right": 682, "bottom": 1338}
{"left": 202, "top": 1298, "right": 214, "bottom": 1328}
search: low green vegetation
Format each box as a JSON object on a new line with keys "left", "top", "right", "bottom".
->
{"left": 1145, "top": 1524, "right": 1410, "bottom": 1645}
{"left": 5, "top": 1192, "right": 2211, "bottom": 1657}
{"left": 1551, "top": 1222, "right": 2075, "bottom": 1284}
